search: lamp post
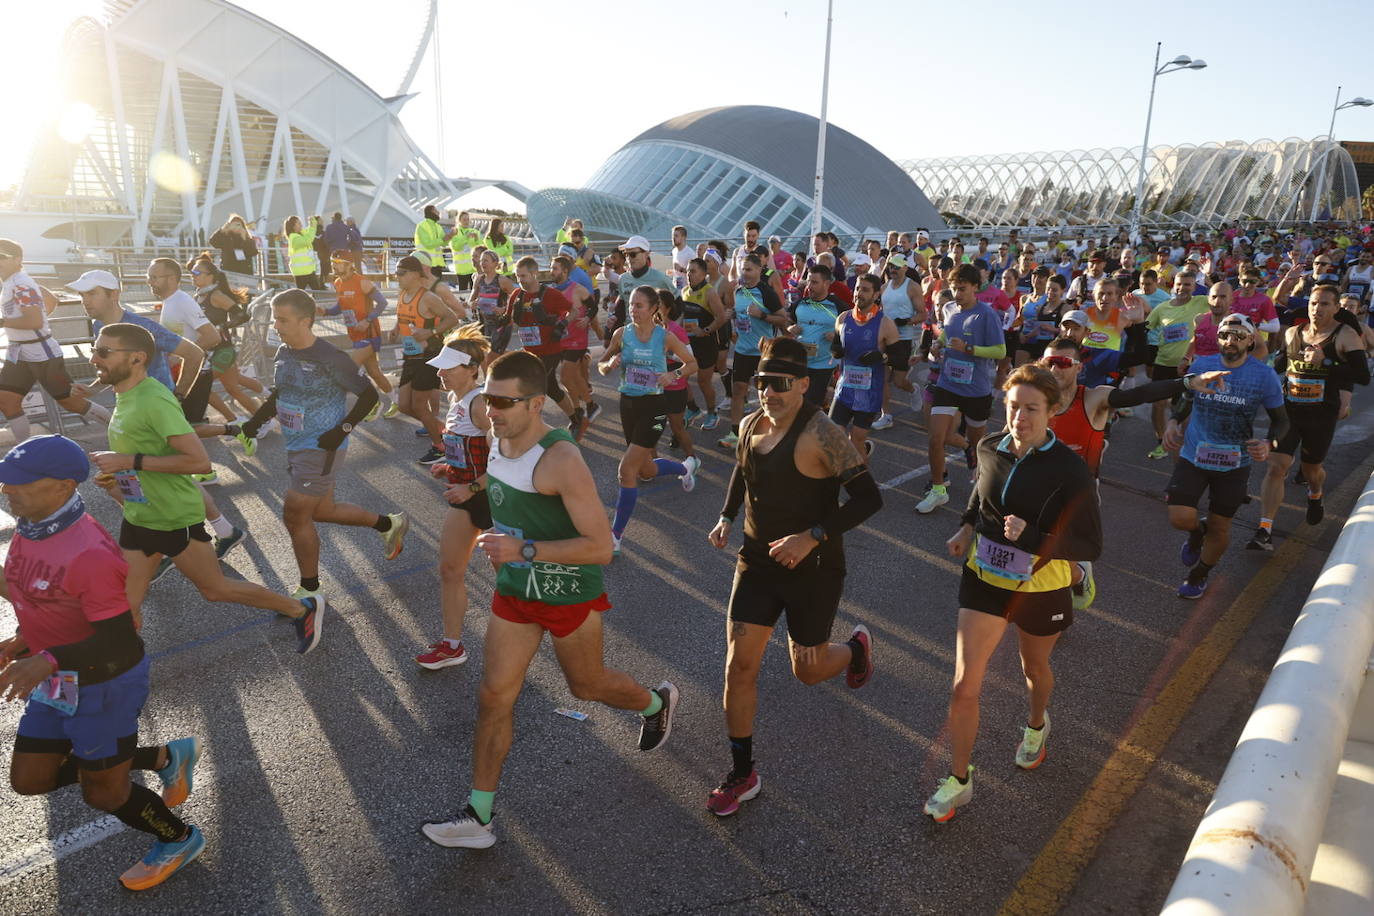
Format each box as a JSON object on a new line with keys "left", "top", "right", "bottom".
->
{"left": 1309, "top": 86, "right": 1373, "bottom": 222}
{"left": 809, "top": 0, "right": 834, "bottom": 237}
{"left": 1129, "top": 43, "right": 1207, "bottom": 243}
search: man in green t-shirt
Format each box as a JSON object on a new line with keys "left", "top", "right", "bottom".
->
{"left": 87, "top": 323, "right": 324, "bottom": 654}
{"left": 1143, "top": 270, "right": 1209, "bottom": 459}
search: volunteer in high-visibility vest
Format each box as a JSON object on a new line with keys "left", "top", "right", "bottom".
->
{"left": 484, "top": 217, "right": 515, "bottom": 276}
{"left": 447, "top": 210, "right": 483, "bottom": 292}
{"left": 414, "top": 205, "right": 453, "bottom": 274}
{"left": 284, "top": 215, "right": 321, "bottom": 290}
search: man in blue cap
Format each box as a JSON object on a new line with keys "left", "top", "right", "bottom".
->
{"left": 0, "top": 435, "right": 205, "bottom": 891}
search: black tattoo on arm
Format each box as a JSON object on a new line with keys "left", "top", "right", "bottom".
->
{"left": 805, "top": 411, "right": 865, "bottom": 477}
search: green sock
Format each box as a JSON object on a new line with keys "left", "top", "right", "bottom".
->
{"left": 469, "top": 789, "right": 495, "bottom": 824}
{"left": 640, "top": 690, "right": 663, "bottom": 717}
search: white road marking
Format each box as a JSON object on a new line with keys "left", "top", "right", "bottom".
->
{"left": 0, "top": 816, "right": 125, "bottom": 884}
{"left": 880, "top": 465, "right": 929, "bottom": 490}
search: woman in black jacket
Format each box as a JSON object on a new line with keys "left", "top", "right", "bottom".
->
{"left": 208, "top": 214, "right": 259, "bottom": 276}
{"left": 924, "top": 363, "right": 1103, "bottom": 823}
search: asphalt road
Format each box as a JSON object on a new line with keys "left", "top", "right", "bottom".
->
{"left": 2, "top": 366, "right": 1371, "bottom": 915}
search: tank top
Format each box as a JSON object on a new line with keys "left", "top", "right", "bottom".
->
{"left": 396, "top": 288, "right": 438, "bottom": 358}
{"left": 1346, "top": 264, "right": 1373, "bottom": 304}
{"left": 737, "top": 401, "right": 843, "bottom": 573}
{"left": 793, "top": 298, "right": 838, "bottom": 369}
{"left": 553, "top": 280, "right": 589, "bottom": 350}
{"left": 881, "top": 277, "right": 916, "bottom": 340}
{"left": 192, "top": 288, "right": 231, "bottom": 348}
{"left": 332, "top": 273, "right": 375, "bottom": 340}
{"left": 474, "top": 273, "right": 505, "bottom": 316}
{"left": 442, "top": 388, "right": 490, "bottom": 484}
{"left": 681, "top": 281, "right": 713, "bottom": 336}
{"left": 487, "top": 427, "right": 604, "bottom": 604}
{"left": 1284, "top": 326, "right": 1341, "bottom": 410}
{"left": 732, "top": 283, "right": 775, "bottom": 356}
{"left": 835, "top": 309, "right": 884, "bottom": 413}
{"left": 664, "top": 322, "right": 690, "bottom": 391}
{"left": 619, "top": 324, "right": 667, "bottom": 396}
{"left": 1083, "top": 306, "right": 1124, "bottom": 351}
{"left": 1047, "top": 385, "right": 1107, "bottom": 477}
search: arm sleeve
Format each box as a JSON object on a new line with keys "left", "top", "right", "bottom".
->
{"left": 46, "top": 612, "right": 143, "bottom": 681}
{"left": 242, "top": 388, "right": 279, "bottom": 437}
{"left": 720, "top": 463, "right": 746, "bottom": 522}
{"left": 818, "top": 468, "right": 883, "bottom": 537}
{"left": 1266, "top": 404, "right": 1290, "bottom": 444}
{"left": 1106, "top": 376, "right": 1188, "bottom": 408}
{"left": 1340, "top": 347, "right": 1371, "bottom": 387}
{"left": 971, "top": 342, "right": 1007, "bottom": 359}
{"left": 367, "top": 286, "right": 388, "bottom": 320}
{"left": 1257, "top": 318, "right": 1281, "bottom": 333}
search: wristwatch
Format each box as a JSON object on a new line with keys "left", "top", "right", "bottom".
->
{"left": 809, "top": 525, "right": 828, "bottom": 543}
{"left": 468, "top": 481, "right": 483, "bottom": 493}
{"left": 340, "top": 422, "right": 353, "bottom": 434}
{"left": 520, "top": 539, "right": 537, "bottom": 562}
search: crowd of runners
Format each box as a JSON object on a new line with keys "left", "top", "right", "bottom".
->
{"left": 0, "top": 215, "right": 1370, "bottom": 885}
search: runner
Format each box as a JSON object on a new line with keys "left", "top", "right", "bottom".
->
{"left": 597, "top": 286, "right": 699, "bottom": 554}
{"left": 321, "top": 249, "right": 396, "bottom": 418}
{"left": 705, "top": 336, "right": 882, "bottom": 816}
{"left": 871, "top": 254, "right": 925, "bottom": 429}
{"left": 788, "top": 264, "right": 841, "bottom": 407}
{"left": 0, "top": 239, "right": 111, "bottom": 442}
{"left": 1143, "top": 270, "right": 1210, "bottom": 458}
{"left": 1250, "top": 284, "right": 1369, "bottom": 549}
{"left": 390, "top": 254, "right": 460, "bottom": 465}
{"left": 186, "top": 257, "right": 267, "bottom": 420}
{"left": 469, "top": 250, "right": 515, "bottom": 346}
{"left": 1015, "top": 274, "right": 1068, "bottom": 366}
{"left": 718, "top": 253, "right": 788, "bottom": 448}
{"left": 499, "top": 256, "right": 580, "bottom": 433}
{"left": 680, "top": 257, "right": 728, "bottom": 427}
{"left": 86, "top": 323, "right": 323, "bottom": 650}
{"left": 916, "top": 264, "right": 1005, "bottom": 514}
{"left": 421, "top": 351, "right": 680, "bottom": 849}
{"left": 239, "top": 290, "right": 409, "bottom": 603}
{"left": 549, "top": 255, "right": 599, "bottom": 436}
{"left": 0, "top": 435, "right": 205, "bottom": 891}
{"left": 656, "top": 289, "right": 699, "bottom": 458}
{"left": 705, "top": 243, "right": 734, "bottom": 427}
{"left": 829, "top": 274, "right": 899, "bottom": 459}
{"left": 416, "top": 326, "right": 493, "bottom": 669}
{"left": 926, "top": 365, "right": 1102, "bottom": 822}
{"left": 1163, "top": 314, "right": 1288, "bottom": 598}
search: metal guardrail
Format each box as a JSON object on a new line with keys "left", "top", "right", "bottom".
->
{"left": 1163, "top": 468, "right": 1374, "bottom": 914}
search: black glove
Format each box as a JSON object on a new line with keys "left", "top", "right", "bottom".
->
{"left": 317, "top": 425, "right": 347, "bottom": 451}
{"left": 859, "top": 349, "right": 887, "bottom": 367}
{"left": 829, "top": 338, "right": 845, "bottom": 359}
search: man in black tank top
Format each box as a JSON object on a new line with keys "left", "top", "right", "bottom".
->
{"left": 704, "top": 337, "right": 884, "bottom": 817}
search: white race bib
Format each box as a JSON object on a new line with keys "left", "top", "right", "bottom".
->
{"left": 974, "top": 536, "right": 1035, "bottom": 582}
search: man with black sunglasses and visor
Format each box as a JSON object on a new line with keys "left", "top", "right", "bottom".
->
{"left": 705, "top": 336, "right": 882, "bottom": 817}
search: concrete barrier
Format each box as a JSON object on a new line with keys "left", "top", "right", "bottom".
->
{"left": 1163, "top": 469, "right": 1374, "bottom": 914}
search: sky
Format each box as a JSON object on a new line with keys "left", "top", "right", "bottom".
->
{"left": 5, "top": 0, "right": 1372, "bottom": 212}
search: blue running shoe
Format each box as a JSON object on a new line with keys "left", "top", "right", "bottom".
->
{"left": 295, "top": 596, "right": 325, "bottom": 654}
{"left": 1180, "top": 520, "right": 1207, "bottom": 567}
{"left": 156, "top": 737, "right": 201, "bottom": 807}
{"left": 684, "top": 406, "right": 702, "bottom": 425}
{"left": 119, "top": 826, "right": 206, "bottom": 891}
{"left": 1177, "top": 577, "right": 1208, "bottom": 600}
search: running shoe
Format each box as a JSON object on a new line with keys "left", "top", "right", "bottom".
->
{"left": 1115, "top": 406, "right": 1134, "bottom": 418}
{"left": 383, "top": 401, "right": 400, "bottom": 419}
{"left": 680, "top": 455, "right": 700, "bottom": 493}
{"left": 294, "top": 596, "right": 325, "bottom": 654}
{"left": 364, "top": 400, "right": 380, "bottom": 422}
{"left": 1177, "top": 577, "right": 1209, "bottom": 600}
{"left": 1015, "top": 712, "right": 1050, "bottom": 770}
{"left": 415, "top": 427, "right": 430, "bottom": 438}
{"left": 586, "top": 401, "right": 602, "bottom": 425}
{"left": 707, "top": 769, "right": 761, "bottom": 817}
{"left": 421, "top": 805, "right": 496, "bottom": 849}
{"left": 234, "top": 431, "right": 257, "bottom": 458}
{"left": 611, "top": 533, "right": 622, "bottom": 557}
{"left": 380, "top": 512, "right": 409, "bottom": 560}
{"left": 923, "top": 767, "right": 973, "bottom": 822}
{"left": 418, "top": 445, "right": 444, "bottom": 465}
{"left": 915, "top": 486, "right": 949, "bottom": 514}
{"left": 1180, "top": 520, "right": 1207, "bottom": 567}
{"left": 1071, "top": 562, "right": 1096, "bottom": 611}
{"left": 1246, "top": 528, "right": 1274, "bottom": 551}
{"left": 156, "top": 737, "right": 201, "bottom": 807}
{"left": 1146, "top": 444, "right": 1169, "bottom": 460}
{"left": 700, "top": 412, "right": 720, "bottom": 431}
{"left": 638, "top": 681, "right": 679, "bottom": 752}
{"left": 1306, "top": 496, "right": 1324, "bottom": 526}
{"left": 684, "top": 406, "right": 702, "bottom": 425}
{"left": 846, "top": 624, "right": 874, "bottom": 689}
{"left": 871, "top": 413, "right": 894, "bottom": 430}
{"left": 571, "top": 413, "right": 591, "bottom": 442}
{"left": 118, "top": 826, "right": 206, "bottom": 891}
{"left": 190, "top": 471, "right": 219, "bottom": 486}
{"left": 213, "top": 527, "right": 244, "bottom": 560}
{"left": 416, "top": 641, "right": 468, "bottom": 670}
{"left": 862, "top": 439, "right": 875, "bottom": 459}
{"left": 291, "top": 585, "right": 321, "bottom": 604}
{"left": 717, "top": 431, "right": 739, "bottom": 448}
{"left": 151, "top": 556, "right": 175, "bottom": 584}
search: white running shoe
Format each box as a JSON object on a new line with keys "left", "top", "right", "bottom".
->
{"left": 915, "top": 486, "right": 949, "bottom": 514}
{"left": 680, "top": 456, "right": 700, "bottom": 492}
{"left": 421, "top": 807, "right": 496, "bottom": 849}
{"left": 871, "top": 413, "right": 894, "bottom": 431}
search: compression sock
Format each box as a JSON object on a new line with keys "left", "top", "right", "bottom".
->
{"left": 1027, "top": 721, "right": 1045, "bottom": 732}
{"left": 729, "top": 735, "right": 754, "bottom": 778}
{"left": 640, "top": 690, "right": 663, "bottom": 717}
{"left": 652, "top": 458, "right": 687, "bottom": 478}
{"left": 1187, "top": 560, "right": 1214, "bottom": 585}
{"left": 111, "top": 784, "right": 189, "bottom": 842}
{"left": 206, "top": 515, "right": 233, "bottom": 538}
{"left": 130, "top": 746, "right": 166, "bottom": 771}
{"left": 82, "top": 401, "right": 111, "bottom": 424}
{"left": 951, "top": 769, "right": 970, "bottom": 786}
{"left": 300, "top": 576, "right": 321, "bottom": 593}
{"left": 611, "top": 487, "right": 638, "bottom": 538}
{"left": 371, "top": 514, "right": 392, "bottom": 533}
{"left": 7, "top": 413, "right": 31, "bottom": 442}
{"left": 1258, "top": 518, "right": 1274, "bottom": 532}
{"left": 469, "top": 790, "right": 495, "bottom": 825}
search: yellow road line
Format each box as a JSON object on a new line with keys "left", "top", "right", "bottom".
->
{"left": 997, "top": 456, "right": 1374, "bottom": 916}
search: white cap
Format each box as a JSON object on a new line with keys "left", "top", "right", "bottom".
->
{"left": 68, "top": 269, "right": 121, "bottom": 292}
{"left": 1218, "top": 313, "right": 1256, "bottom": 335}
{"left": 851, "top": 253, "right": 873, "bottom": 267}
{"left": 426, "top": 346, "right": 474, "bottom": 371}
{"left": 1060, "top": 309, "right": 1091, "bottom": 328}
{"left": 916, "top": 229, "right": 930, "bottom": 240}
{"left": 622, "top": 235, "right": 651, "bottom": 253}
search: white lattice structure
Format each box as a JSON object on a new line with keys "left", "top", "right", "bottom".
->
{"left": 900, "top": 137, "right": 1362, "bottom": 228}
{"left": 12, "top": 0, "right": 529, "bottom": 248}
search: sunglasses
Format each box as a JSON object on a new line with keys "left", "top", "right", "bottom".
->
{"left": 482, "top": 391, "right": 536, "bottom": 410}
{"left": 1217, "top": 331, "right": 1249, "bottom": 341}
{"left": 626, "top": 250, "right": 647, "bottom": 258}
{"left": 1041, "top": 355, "right": 1078, "bottom": 369}
{"left": 753, "top": 375, "right": 797, "bottom": 393}
{"left": 93, "top": 346, "right": 139, "bottom": 358}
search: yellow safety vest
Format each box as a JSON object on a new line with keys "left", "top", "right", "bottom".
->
{"left": 414, "top": 218, "right": 447, "bottom": 266}
{"left": 288, "top": 224, "right": 318, "bottom": 276}
{"left": 485, "top": 235, "right": 515, "bottom": 275}
{"left": 448, "top": 227, "right": 481, "bottom": 276}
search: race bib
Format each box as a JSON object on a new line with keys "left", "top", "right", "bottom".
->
{"left": 1286, "top": 376, "right": 1325, "bottom": 404}
{"left": 974, "top": 536, "right": 1035, "bottom": 582}
{"left": 276, "top": 401, "right": 305, "bottom": 432}
{"left": 341, "top": 310, "right": 358, "bottom": 329}
{"left": 803, "top": 341, "right": 818, "bottom": 359}
{"left": 492, "top": 520, "right": 530, "bottom": 568}
{"left": 442, "top": 433, "right": 467, "bottom": 468}
{"left": 402, "top": 335, "right": 424, "bottom": 356}
{"left": 114, "top": 470, "right": 146, "bottom": 504}
{"left": 944, "top": 357, "right": 975, "bottom": 385}
{"left": 517, "top": 325, "right": 543, "bottom": 348}
{"left": 30, "top": 670, "right": 79, "bottom": 716}
{"left": 681, "top": 318, "right": 699, "bottom": 331}
{"left": 1162, "top": 323, "right": 1190, "bottom": 344}
{"left": 232, "top": 248, "right": 246, "bottom": 263}
{"left": 1194, "top": 441, "right": 1242, "bottom": 471}
{"left": 478, "top": 295, "right": 500, "bottom": 315}
{"left": 842, "top": 365, "right": 872, "bottom": 390}
{"left": 733, "top": 314, "right": 752, "bottom": 333}
{"left": 625, "top": 365, "right": 659, "bottom": 390}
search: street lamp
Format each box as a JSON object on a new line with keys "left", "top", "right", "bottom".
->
{"left": 1129, "top": 44, "right": 1207, "bottom": 242}
{"left": 1309, "top": 86, "right": 1373, "bottom": 221}
{"left": 810, "top": 0, "right": 835, "bottom": 237}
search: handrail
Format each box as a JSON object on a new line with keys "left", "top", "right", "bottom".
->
{"left": 1162, "top": 468, "right": 1374, "bottom": 914}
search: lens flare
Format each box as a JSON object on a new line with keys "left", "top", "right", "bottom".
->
{"left": 150, "top": 151, "right": 200, "bottom": 193}
{"left": 57, "top": 102, "right": 96, "bottom": 144}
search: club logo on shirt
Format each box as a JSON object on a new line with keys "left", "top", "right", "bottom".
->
{"left": 488, "top": 481, "right": 504, "bottom": 507}
{"left": 31, "top": 579, "right": 49, "bottom": 591}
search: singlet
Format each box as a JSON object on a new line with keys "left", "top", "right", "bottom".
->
{"left": 664, "top": 321, "right": 690, "bottom": 391}
{"left": 474, "top": 273, "right": 505, "bottom": 317}
{"left": 442, "top": 388, "right": 490, "bottom": 484}
{"left": 1047, "top": 385, "right": 1107, "bottom": 477}
{"left": 487, "top": 427, "right": 604, "bottom": 605}
{"left": 1083, "top": 307, "right": 1124, "bottom": 351}
{"left": 835, "top": 309, "right": 884, "bottom": 413}
{"left": 681, "top": 281, "right": 713, "bottom": 336}
{"left": 619, "top": 324, "right": 667, "bottom": 396}
{"left": 332, "top": 273, "right": 378, "bottom": 341}
{"left": 1346, "top": 264, "right": 1374, "bottom": 304}
{"left": 732, "top": 283, "right": 776, "bottom": 356}
{"left": 881, "top": 277, "right": 917, "bottom": 340}
{"left": 1283, "top": 326, "right": 1342, "bottom": 411}
{"left": 192, "top": 287, "right": 231, "bottom": 350}
{"left": 553, "top": 279, "right": 590, "bottom": 350}
{"left": 737, "top": 401, "right": 843, "bottom": 573}
{"left": 396, "top": 288, "right": 438, "bottom": 358}
{"left": 794, "top": 298, "right": 838, "bottom": 370}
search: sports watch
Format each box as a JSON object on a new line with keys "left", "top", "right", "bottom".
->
{"left": 520, "top": 539, "right": 537, "bottom": 562}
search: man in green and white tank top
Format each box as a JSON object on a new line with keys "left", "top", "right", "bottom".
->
{"left": 421, "top": 351, "right": 681, "bottom": 851}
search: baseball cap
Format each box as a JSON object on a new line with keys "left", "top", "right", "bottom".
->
{"left": 426, "top": 344, "right": 475, "bottom": 371}
{"left": 395, "top": 255, "right": 426, "bottom": 273}
{"left": 557, "top": 243, "right": 579, "bottom": 258}
{"left": 1060, "top": 309, "right": 1091, "bottom": 328}
{"left": 68, "top": 269, "right": 121, "bottom": 292}
{"left": 851, "top": 253, "right": 873, "bottom": 268}
{"left": 916, "top": 229, "right": 930, "bottom": 240}
{"left": 0, "top": 238, "right": 22, "bottom": 259}
{"left": 622, "top": 235, "right": 652, "bottom": 253}
{"left": 0, "top": 435, "right": 91, "bottom": 485}
{"left": 1218, "top": 313, "right": 1256, "bottom": 335}
{"left": 1089, "top": 250, "right": 1107, "bottom": 262}
{"left": 885, "top": 253, "right": 905, "bottom": 269}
